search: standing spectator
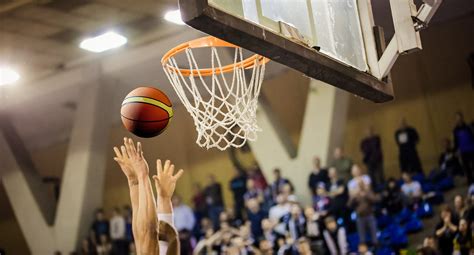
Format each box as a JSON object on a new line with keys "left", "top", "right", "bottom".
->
{"left": 308, "top": 156, "right": 329, "bottom": 195}
{"left": 331, "top": 147, "right": 353, "bottom": 182}
{"left": 347, "top": 164, "right": 371, "bottom": 197}
{"left": 401, "top": 172, "right": 423, "bottom": 208}
{"left": 172, "top": 195, "right": 195, "bottom": 255}
{"left": 124, "top": 209, "right": 133, "bottom": 248}
{"left": 261, "top": 218, "right": 279, "bottom": 248}
{"left": 91, "top": 209, "right": 109, "bottom": 240}
{"left": 271, "top": 169, "right": 293, "bottom": 200}
{"left": 204, "top": 174, "right": 225, "bottom": 229}
{"left": 326, "top": 167, "right": 349, "bottom": 220}
{"left": 435, "top": 205, "right": 458, "bottom": 255}
{"left": 191, "top": 183, "right": 207, "bottom": 221}
{"left": 439, "top": 138, "right": 462, "bottom": 175}
{"left": 395, "top": 118, "right": 423, "bottom": 173}
{"left": 96, "top": 234, "right": 112, "bottom": 255}
{"left": 229, "top": 169, "right": 248, "bottom": 220}
{"left": 360, "top": 126, "right": 384, "bottom": 188}
{"left": 244, "top": 179, "right": 264, "bottom": 204}
{"left": 304, "top": 206, "right": 325, "bottom": 254}
{"left": 322, "top": 216, "right": 348, "bottom": 255}
{"left": 109, "top": 207, "right": 126, "bottom": 255}
{"left": 453, "top": 218, "right": 472, "bottom": 255}
{"left": 453, "top": 111, "right": 474, "bottom": 184}
{"left": 283, "top": 205, "right": 306, "bottom": 241}
{"left": 249, "top": 166, "right": 268, "bottom": 191}
{"left": 269, "top": 195, "right": 291, "bottom": 235}
{"left": 312, "top": 183, "right": 331, "bottom": 217}
{"left": 246, "top": 198, "right": 268, "bottom": 240}
{"left": 348, "top": 180, "right": 378, "bottom": 247}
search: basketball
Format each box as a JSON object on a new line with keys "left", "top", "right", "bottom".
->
{"left": 121, "top": 87, "right": 173, "bottom": 138}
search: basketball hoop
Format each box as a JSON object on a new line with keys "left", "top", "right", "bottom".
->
{"left": 161, "top": 36, "right": 269, "bottom": 150}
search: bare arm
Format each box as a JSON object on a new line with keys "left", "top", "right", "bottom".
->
{"left": 153, "top": 159, "right": 183, "bottom": 215}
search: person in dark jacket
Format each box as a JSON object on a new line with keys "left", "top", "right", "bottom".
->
{"left": 308, "top": 156, "right": 329, "bottom": 195}
{"left": 395, "top": 118, "right": 423, "bottom": 174}
{"left": 453, "top": 112, "right": 474, "bottom": 184}
{"left": 360, "top": 126, "right": 384, "bottom": 188}
{"left": 229, "top": 168, "right": 248, "bottom": 220}
{"left": 439, "top": 138, "right": 462, "bottom": 175}
{"left": 204, "top": 174, "right": 225, "bottom": 229}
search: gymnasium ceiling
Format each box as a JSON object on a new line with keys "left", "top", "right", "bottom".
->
{"left": 0, "top": 0, "right": 473, "bottom": 151}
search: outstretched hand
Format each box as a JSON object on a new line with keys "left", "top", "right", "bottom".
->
{"left": 153, "top": 159, "right": 183, "bottom": 199}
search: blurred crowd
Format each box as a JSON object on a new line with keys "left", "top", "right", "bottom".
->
{"left": 78, "top": 112, "right": 474, "bottom": 254}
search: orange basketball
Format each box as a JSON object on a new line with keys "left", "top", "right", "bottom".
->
{"left": 121, "top": 87, "right": 173, "bottom": 138}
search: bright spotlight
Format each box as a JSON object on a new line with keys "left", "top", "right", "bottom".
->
{"left": 164, "top": 9, "right": 185, "bottom": 25}
{"left": 0, "top": 67, "right": 20, "bottom": 86}
{"left": 79, "top": 31, "right": 128, "bottom": 53}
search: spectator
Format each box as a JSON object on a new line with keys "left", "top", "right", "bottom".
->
{"left": 331, "top": 147, "right": 353, "bottom": 182}
{"left": 395, "top": 118, "right": 423, "bottom": 173}
{"left": 248, "top": 166, "right": 268, "bottom": 191}
{"left": 283, "top": 204, "right": 306, "bottom": 241}
{"left": 261, "top": 218, "right": 279, "bottom": 249}
{"left": 172, "top": 195, "right": 195, "bottom": 255}
{"left": 271, "top": 169, "right": 293, "bottom": 200}
{"left": 453, "top": 218, "right": 472, "bottom": 255}
{"left": 435, "top": 205, "right": 458, "bottom": 255}
{"left": 421, "top": 235, "right": 439, "bottom": 254}
{"left": 246, "top": 199, "right": 267, "bottom": 240}
{"left": 304, "top": 206, "right": 325, "bottom": 254}
{"left": 79, "top": 239, "right": 96, "bottom": 255}
{"left": 281, "top": 183, "right": 298, "bottom": 203}
{"left": 122, "top": 206, "right": 133, "bottom": 246}
{"left": 96, "top": 234, "right": 112, "bottom": 255}
{"left": 326, "top": 167, "right": 349, "bottom": 220}
{"left": 192, "top": 183, "right": 207, "bottom": 221}
{"left": 358, "top": 243, "right": 374, "bottom": 255}
{"left": 453, "top": 195, "right": 468, "bottom": 220}
{"left": 322, "top": 216, "right": 348, "bottom": 255}
{"left": 91, "top": 209, "right": 109, "bottom": 240}
{"left": 258, "top": 239, "right": 274, "bottom": 255}
{"left": 269, "top": 195, "right": 291, "bottom": 235}
{"left": 439, "top": 138, "right": 462, "bottom": 175}
{"left": 109, "top": 207, "right": 126, "bottom": 255}
{"left": 348, "top": 180, "right": 378, "bottom": 247}
{"left": 312, "top": 183, "right": 331, "bottom": 216}
{"left": 204, "top": 174, "right": 225, "bottom": 229}
{"left": 128, "top": 242, "right": 136, "bottom": 255}
{"left": 453, "top": 111, "right": 474, "bottom": 184}
{"left": 244, "top": 179, "right": 264, "bottom": 205}
{"left": 467, "top": 192, "right": 474, "bottom": 223}
{"left": 401, "top": 172, "right": 423, "bottom": 208}
{"left": 360, "top": 126, "right": 385, "bottom": 188}
{"left": 382, "top": 178, "right": 404, "bottom": 214}
{"left": 308, "top": 156, "right": 329, "bottom": 195}
{"left": 229, "top": 169, "right": 248, "bottom": 220}
{"left": 296, "top": 238, "right": 312, "bottom": 255}
{"left": 347, "top": 164, "right": 371, "bottom": 197}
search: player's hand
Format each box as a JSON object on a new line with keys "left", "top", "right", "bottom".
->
{"left": 113, "top": 143, "right": 136, "bottom": 183}
{"left": 123, "top": 137, "right": 149, "bottom": 177}
{"left": 153, "top": 159, "right": 183, "bottom": 199}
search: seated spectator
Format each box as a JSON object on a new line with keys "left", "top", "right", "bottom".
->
{"left": 382, "top": 178, "right": 404, "bottom": 213}
{"left": 308, "top": 156, "right": 329, "bottom": 194}
{"left": 96, "top": 234, "right": 112, "bottom": 255}
{"left": 326, "top": 167, "right": 349, "bottom": 219}
{"left": 269, "top": 195, "right": 291, "bottom": 235}
{"left": 322, "top": 216, "right": 348, "bottom": 255}
{"left": 358, "top": 243, "right": 374, "bottom": 255}
{"left": 271, "top": 168, "right": 293, "bottom": 200}
{"left": 422, "top": 235, "right": 439, "bottom": 254}
{"left": 401, "top": 172, "right": 423, "bottom": 208}
{"left": 304, "top": 206, "right": 325, "bottom": 254}
{"left": 172, "top": 195, "right": 195, "bottom": 255}
{"left": 91, "top": 209, "right": 109, "bottom": 240}
{"left": 258, "top": 239, "right": 274, "bottom": 255}
{"left": 283, "top": 204, "right": 306, "bottom": 241}
{"left": 296, "top": 238, "right": 312, "bottom": 255}
{"left": 439, "top": 138, "right": 462, "bottom": 175}
{"left": 453, "top": 218, "right": 472, "bottom": 255}
{"left": 244, "top": 179, "right": 264, "bottom": 205}
{"left": 347, "top": 164, "right": 371, "bottom": 197}
{"left": 331, "top": 147, "right": 353, "bottom": 182}
{"left": 348, "top": 180, "right": 378, "bottom": 247}
{"left": 453, "top": 195, "right": 468, "bottom": 220}
{"left": 246, "top": 199, "right": 267, "bottom": 240}
{"left": 312, "top": 183, "right": 331, "bottom": 216}
{"left": 435, "top": 205, "right": 458, "bottom": 255}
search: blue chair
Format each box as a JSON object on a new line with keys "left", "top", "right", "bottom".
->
{"left": 412, "top": 172, "right": 426, "bottom": 184}
{"left": 405, "top": 217, "right": 423, "bottom": 233}
{"left": 376, "top": 246, "right": 396, "bottom": 255}
{"left": 377, "top": 213, "right": 394, "bottom": 230}
{"left": 438, "top": 176, "right": 454, "bottom": 191}
{"left": 395, "top": 208, "right": 412, "bottom": 224}
{"left": 347, "top": 233, "right": 359, "bottom": 252}
{"left": 416, "top": 202, "right": 434, "bottom": 218}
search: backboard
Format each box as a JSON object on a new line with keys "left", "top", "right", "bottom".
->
{"left": 178, "top": 0, "right": 442, "bottom": 103}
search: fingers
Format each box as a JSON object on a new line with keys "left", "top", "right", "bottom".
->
{"left": 173, "top": 169, "right": 184, "bottom": 180}
{"left": 163, "top": 160, "right": 171, "bottom": 175}
{"left": 113, "top": 147, "right": 122, "bottom": 159}
{"left": 156, "top": 159, "right": 163, "bottom": 175}
{"left": 120, "top": 146, "right": 129, "bottom": 159}
{"left": 128, "top": 138, "right": 137, "bottom": 155}
{"left": 137, "top": 142, "right": 143, "bottom": 159}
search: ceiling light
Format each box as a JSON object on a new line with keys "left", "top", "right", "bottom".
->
{"left": 164, "top": 9, "right": 185, "bottom": 25}
{"left": 0, "top": 67, "right": 20, "bottom": 86}
{"left": 79, "top": 31, "right": 128, "bottom": 53}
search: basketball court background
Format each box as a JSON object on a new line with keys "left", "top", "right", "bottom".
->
{"left": 0, "top": 0, "right": 473, "bottom": 253}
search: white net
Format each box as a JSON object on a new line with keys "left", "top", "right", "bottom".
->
{"left": 162, "top": 45, "right": 266, "bottom": 150}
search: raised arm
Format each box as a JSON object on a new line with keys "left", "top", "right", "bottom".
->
{"left": 153, "top": 159, "right": 183, "bottom": 215}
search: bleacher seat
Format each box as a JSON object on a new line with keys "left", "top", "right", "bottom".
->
{"left": 416, "top": 202, "right": 434, "bottom": 218}
{"left": 405, "top": 216, "right": 423, "bottom": 233}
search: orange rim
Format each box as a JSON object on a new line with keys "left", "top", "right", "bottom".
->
{"left": 161, "top": 36, "right": 269, "bottom": 77}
